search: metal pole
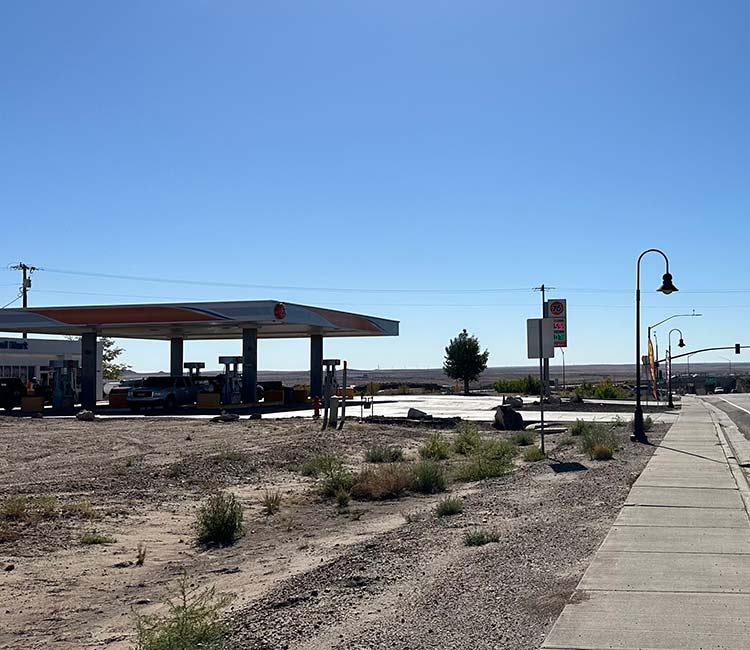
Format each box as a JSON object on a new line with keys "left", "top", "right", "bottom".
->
{"left": 539, "top": 324, "right": 545, "bottom": 455}
{"left": 634, "top": 276, "right": 645, "bottom": 441}
{"left": 561, "top": 348, "right": 566, "bottom": 390}
{"left": 667, "top": 344, "right": 674, "bottom": 409}
{"left": 541, "top": 285, "right": 550, "bottom": 396}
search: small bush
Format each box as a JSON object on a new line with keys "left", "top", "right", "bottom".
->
{"left": 590, "top": 442, "right": 614, "bottom": 460}
{"left": 319, "top": 466, "right": 355, "bottom": 498}
{"left": 300, "top": 453, "right": 344, "bottom": 478}
{"left": 644, "top": 415, "right": 654, "bottom": 432}
{"left": 31, "top": 496, "right": 58, "bottom": 518}
{"left": 1, "top": 496, "right": 27, "bottom": 520}
{"left": 195, "top": 492, "right": 244, "bottom": 547}
{"left": 419, "top": 433, "right": 451, "bottom": 460}
{"left": 62, "top": 500, "right": 96, "bottom": 519}
{"left": 411, "top": 461, "right": 447, "bottom": 494}
{"left": 81, "top": 530, "right": 116, "bottom": 545}
{"left": 579, "top": 425, "right": 617, "bottom": 461}
{"left": 453, "top": 422, "right": 482, "bottom": 455}
{"left": 454, "top": 440, "right": 517, "bottom": 482}
{"left": 133, "top": 572, "right": 232, "bottom": 650}
{"left": 262, "top": 489, "right": 281, "bottom": 516}
{"left": 435, "top": 497, "right": 463, "bottom": 517}
{"left": 511, "top": 431, "right": 535, "bottom": 446}
{"left": 351, "top": 464, "right": 413, "bottom": 500}
{"left": 523, "top": 446, "right": 546, "bottom": 462}
{"left": 365, "top": 445, "right": 404, "bottom": 463}
{"left": 335, "top": 488, "right": 350, "bottom": 509}
{"left": 136, "top": 542, "right": 147, "bottom": 566}
{"left": 570, "top": 419, "right": 591, "bottom": 436}
{"left": 464, "top": 529, "right": 500, "bottom": 546}
{"left": 402, "top": 510, "right": 423, "bottom": 523}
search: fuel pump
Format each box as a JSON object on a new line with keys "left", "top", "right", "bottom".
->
{"left": 184, "top": 362, "right": 205, "bottom": 378}
{"left": 49, "top": 359, "right": 78, "bottom": 410}
{"left": 320, "top": 359, "right": 339, "bottom": 430}
{"left": 218, "top": 356, "right": 242, "bottom": 405}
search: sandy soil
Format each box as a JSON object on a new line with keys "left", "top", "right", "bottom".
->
{"left": 0, "top": 415, "right": 664, "bottom": 650}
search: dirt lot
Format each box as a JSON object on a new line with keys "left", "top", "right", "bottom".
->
{"left": 0, "top": 414, "right": 665, "bottom": 650}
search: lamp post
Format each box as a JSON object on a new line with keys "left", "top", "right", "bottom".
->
{"left": 719, "top": 355, "right": 732, "bottom": 374}
{"left": 648, "top": 312, "right": 702, "bottom": 388}
{"left": 667, "top": 328, "right": 685, "bottom": 409}
{"left": 634, "top": 249, "right": 678, "bottom": 443}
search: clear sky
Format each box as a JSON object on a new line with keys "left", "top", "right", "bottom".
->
{"left": 2, "top": 1, "right": 750, "bottom": 372}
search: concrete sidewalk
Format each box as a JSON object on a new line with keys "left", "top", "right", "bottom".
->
{"left": 542, "top": 396, "right": 750, "bottom": 650}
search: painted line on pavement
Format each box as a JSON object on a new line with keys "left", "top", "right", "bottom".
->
{"left": 717, "top": 395, "right": 750, "bottom": 416}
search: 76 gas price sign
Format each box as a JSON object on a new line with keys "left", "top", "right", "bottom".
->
{"left": 547, "top": 299, "right": 567, "bottom": 347}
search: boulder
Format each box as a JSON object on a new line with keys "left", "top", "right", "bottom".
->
{"left": 493, "top": 405, "right": 525, "bottom": 431}
{"left": 502, "top": 395, "right": 524, "bottom": 409}
{"left": 76, "top": 410, "right": 96, "bottom": 421}
{"left": 407, "top": 407, "right": 430, "bottom": 419}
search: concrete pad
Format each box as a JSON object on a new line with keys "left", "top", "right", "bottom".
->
{"left": 634, "top": 468, "right": 736, "bottom": 489}
{"left": 616, "top": 505, "right": 749, "bottom": 528}
{"left": 626, "top": 486, "right": 744, "bottom": 509}
{"left": 580, "top": 551, "right": 750, "bottom": 592}
{"left": 542, "top": 590, "right": 750, "bottom": 649}
{"left": 600, "top": 525, "right": 750, "bottom": 554}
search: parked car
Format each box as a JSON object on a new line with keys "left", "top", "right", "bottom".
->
{"left": 714, "top": 386, "right": 725, "bottom": 394}
{"left": 0, "top": 377, "right": 27, "bottom": 412}
{"left": 127, "top": 376, "right": 195, "bottom": 411}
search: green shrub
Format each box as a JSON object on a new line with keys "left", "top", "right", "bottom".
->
{"left": 195, "top": 492, "right": 244, "bottom": 546}
{"left": 523, "top": 446, "right": 546, "bottom": 462}
{"left": 453, "top": 422, "right": 482, "bottom": 455}
{"left": 464, "top": 529, "right": 500, "bottom": 546}
{"left": 351, "top": 464, "right": 413, "bottom": 500}
{"left": 511, "top": 431, "right": 535, "bottom": 446}
{"left": 133, "top": 572, "right": 232, "bottom": 650}
{"left": 454, "top": 440, "right": 517, "bottom": 482}
{"left": 30, "top": 496, "right": 58, "bottom": 518}
{"left": 300, "top": 453, "right": 344, "bottom": 478}
{"left": 411, "top": 461, "right": 447, "bottom": 494}
{"left": 644, "top": 415, "right": 654, "bottom": 432}
{"left": 435, "top": 497, "right": 463, "bottom": 517}
{"left": 319, "top": 465, "right": 355, "bottom": 498}
{"left": 570, "top": 419, "right": 591, "bottom": 436}
{"left": 81, "top": 530, "right": 116, "bottom": 545}
{"left": 579, "top": 425, "right": 617, "bottom": 461}
{"left": 419, "top": 433, "right": 451, "bottom": 460}
{"left": 365, "top": 445, "right": 404, "bottom": 463}
{"left": 493, "top": 375, "right": 541, "bottom": 395}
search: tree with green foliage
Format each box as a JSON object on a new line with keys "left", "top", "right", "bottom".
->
{"left": 102, "top": 337, "right": 130, "bottom": 380}
{"left": 442, "top": 329, "right": 489, "bottom": 396}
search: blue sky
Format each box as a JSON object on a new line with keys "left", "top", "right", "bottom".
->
{"left": 2, "top": 1, "right": 750, "bottom": 371}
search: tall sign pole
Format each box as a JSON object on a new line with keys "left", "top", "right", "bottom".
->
{"left": 527, "top": 318, "right": 554, "bottom": 454}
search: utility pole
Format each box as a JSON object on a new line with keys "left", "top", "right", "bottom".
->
{"left": 533, "top": 284, "right": 555, "bottom": 395}
{"left": 10, "top": 262, "right": 38, "bottom": 339}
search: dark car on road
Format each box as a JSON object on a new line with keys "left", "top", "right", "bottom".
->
{"left": 127, "top": 376, "right": 196, "bottom": 412}
{"left": 0, "top": 377, "right": 27, "bottom": 412}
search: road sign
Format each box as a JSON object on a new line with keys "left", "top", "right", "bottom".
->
{"left": 527, "top": 318, "right": 555, "bottom": 359}
{"left": 546, "top": 299, "right": 567, "bottom": 348}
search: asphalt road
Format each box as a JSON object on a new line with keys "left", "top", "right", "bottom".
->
{"left": 704, "top": 394, "right": 750, "bottom": 441}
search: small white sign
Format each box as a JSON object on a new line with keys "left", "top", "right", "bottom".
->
{"left": 527, "top": 318, "right": 555, "bottom": 359}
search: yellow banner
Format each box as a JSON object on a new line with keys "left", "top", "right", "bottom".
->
{"left": 648, "top": 338, "right": 658, "bottom": 400}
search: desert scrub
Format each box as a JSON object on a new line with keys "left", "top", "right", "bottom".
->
{"left": 133, "top": 572, "right": 232, "bottom": 650}
{"left": 644, "top": 415, "right": 654, "bottom": 432}
{"left": 319, "top": 465, "right": 355, "bottom": 498}
{"left": 81, "top": 530, "right": 116, "bottom": 545}
{"left": 435, "top": 497, "right": 463, "bottom": 517}
{"left": 452, "top": 421, "right": 482, "bottom": 455}
{"left": 351, "top": 464, "right": 413, "bottom": 500}
{"left": 464, "top": 529, "right": 500, "bottom": 546}
{"left": 62, "top": 500, "right": 96, "bottom": 519}
{"left": 300, "top": 453, "right": 344, "bottom": 478}
{"left": 335, "top": 488, "right": 350, "bottom": 509}
{"left": 1, "top": 496, "right": 27, "bottom": 520}
{"left": 579, "top": 425, "right": 618, "bottom": 461}
{"left": 511, "top": 431, "right": 535, "bottom": 446}
{"left": 365, "top": 445, "right": 404, "bottom": 463}
{"left": 454, "top": 440, "right": 517, "bottom": 482}
{"left": 411, "top": 461, "right": 447, "bottom": 494}
{"left": 195, "top": 492, "right": 244, "bottom": 547}
{"left": 261, "top": 489, "right": 281, "bottom": 515}
{"left": 570, "top": 419, "right": 591, "bottom": 436}
{"left": 419, "top": 433, "right": 451, "bottom": 460}
{"left": 523, "top": 446, "right": 546, "bottom": 462}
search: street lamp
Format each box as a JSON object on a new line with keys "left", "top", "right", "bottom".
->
{"left": 634, "top": 249, "right": 678, "bottom": 443}
{"left": 648, "top": 312, "right": 701, "bottom": 385}
{"left": 667, "top": 328, "right": 685, "bottom": 409}
{"left": 719, "top": 355, "right": 732, "bottom": 374}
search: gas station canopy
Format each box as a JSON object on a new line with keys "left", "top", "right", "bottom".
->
{"left": 0, "top": 300, "right": 399, "bottom": 340}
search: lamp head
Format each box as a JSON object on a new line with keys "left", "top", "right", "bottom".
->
{"left": 658, "top": 272, "right": 678, "bottom": 295}
{"left": 678, "top": 338, "right": 685, "bottom": 348}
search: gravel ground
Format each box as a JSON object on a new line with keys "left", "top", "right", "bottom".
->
{"left": 230, "top": 426, "right": 665, "bottom": 650}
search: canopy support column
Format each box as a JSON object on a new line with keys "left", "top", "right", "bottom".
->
{"left": 310, "top": 335, "right": 323, "bottom": 399}
{"left": 242, "top": 328, "right": 258, "bottom": 403}
{"left": 80, "top": 332, "right": 98, "bottom": 410}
